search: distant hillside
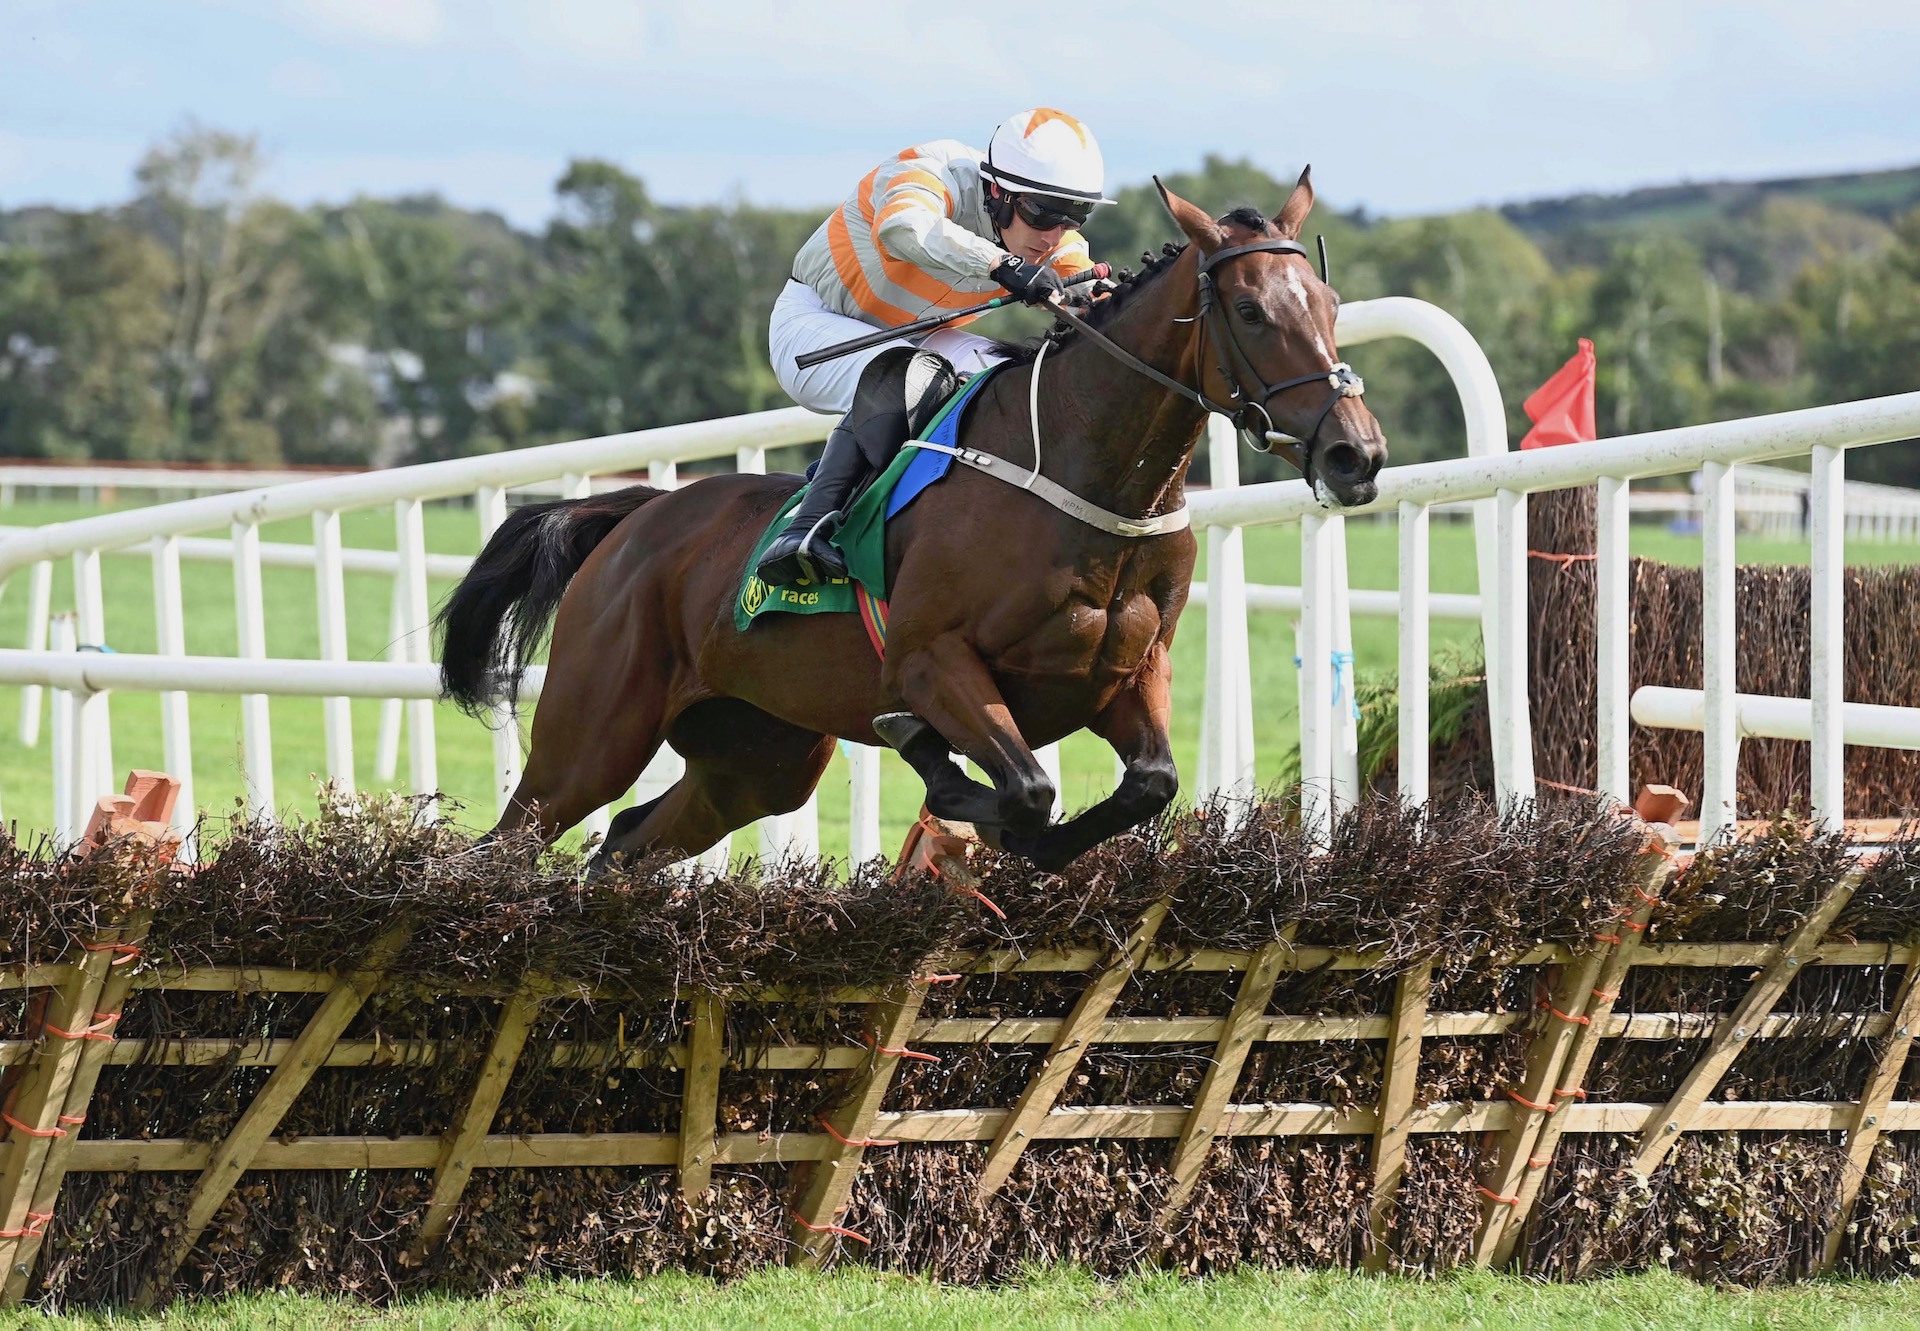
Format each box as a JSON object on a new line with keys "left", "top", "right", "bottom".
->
{"left": 1499, "top": 163, "right": 1920, "bottom": 236}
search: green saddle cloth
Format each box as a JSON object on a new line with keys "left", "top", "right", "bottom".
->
{"left": 733, "top": 366, "right": 998, "bottom": 631}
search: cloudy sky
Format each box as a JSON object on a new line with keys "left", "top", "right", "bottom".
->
{"left": 5, "top": 0, "right": 1919, "bottom": 227}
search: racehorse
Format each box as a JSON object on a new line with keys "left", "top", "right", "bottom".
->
{"left": 437, "top": 173, "right": 1387, "bottom": 874}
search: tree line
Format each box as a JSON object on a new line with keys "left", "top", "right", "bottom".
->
{"left": 1, "top": 126, "right": 1915, "bottom": 484}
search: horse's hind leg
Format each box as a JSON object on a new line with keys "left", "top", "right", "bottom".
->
{"left": 587, "top": 699, "right": 836, "bottom": 874}
{"left": 491, "top": 679, "right": 669, "bottom": 844}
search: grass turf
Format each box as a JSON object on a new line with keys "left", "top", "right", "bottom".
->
{"left": 7, "top": 1267, "right": 1920, "bottom": 1330}
{"left": 0, "top": 493, "right": 1912, "bottom": 861}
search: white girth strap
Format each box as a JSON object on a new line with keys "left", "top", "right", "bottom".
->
{"left": 904, "top": 440, "right": 1190, "bottom": 538}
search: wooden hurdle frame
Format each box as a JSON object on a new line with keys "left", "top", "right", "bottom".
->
{"left": 5, "top": 806, "right": 1918, "bottom": 1302}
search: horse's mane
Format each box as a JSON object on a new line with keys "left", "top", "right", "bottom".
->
{"left": 994, "top": 206, "right": 1275, "bottom": 364}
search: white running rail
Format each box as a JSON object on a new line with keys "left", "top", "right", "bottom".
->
{"left": 0, "top": 409, "right": 828, "bottom": 848}
{"left": 1191, "top": 390, "right": 1920, "bottom": 843}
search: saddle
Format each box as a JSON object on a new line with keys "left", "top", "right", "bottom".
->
{"left": 733, "top": 365, "right": 1006, "bottom": 639}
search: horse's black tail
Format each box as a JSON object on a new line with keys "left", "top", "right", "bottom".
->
{"left": 436, "top": 484, "right": 664, "bottom": 717}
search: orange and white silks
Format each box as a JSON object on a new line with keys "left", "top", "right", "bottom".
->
{"left": 791, "top": 138, "right": 1094, "bottom": 331}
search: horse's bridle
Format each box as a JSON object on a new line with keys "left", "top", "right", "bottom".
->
{"left": 1049, "top": 237, "right": 1366, "bottom": 480}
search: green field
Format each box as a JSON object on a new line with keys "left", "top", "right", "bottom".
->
{"left": 0, "top": 494, "right": 1913, "bottom": 859}
{"left": 9, "top": 1267, "right": 1920, "bottom": 1330}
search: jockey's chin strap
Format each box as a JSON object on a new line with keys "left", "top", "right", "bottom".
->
{"left": 1049, "top": 236, "right": 1366, "bottom": 479}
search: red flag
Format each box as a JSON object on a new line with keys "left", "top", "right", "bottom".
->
{"left": 1520, "top": 338, "right": 1597, "bottom": 449}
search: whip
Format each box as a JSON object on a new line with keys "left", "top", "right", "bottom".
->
{"left": 793, "top": 263, "right": 1112, "bottom": 370}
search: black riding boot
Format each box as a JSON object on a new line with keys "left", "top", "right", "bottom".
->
{"left": 754, "top": 424, "right": 868, "bottom": 586}
{"left": 756, "top": 345, "right": 958, "bottom": 588}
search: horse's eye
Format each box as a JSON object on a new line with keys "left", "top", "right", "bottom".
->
{"left": 1236, "top": 301, "right": 1263, "bottom": 326}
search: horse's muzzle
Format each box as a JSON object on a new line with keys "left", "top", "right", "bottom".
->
{"left": 1315, "top": 437, "right": 1384, "bottom": 508}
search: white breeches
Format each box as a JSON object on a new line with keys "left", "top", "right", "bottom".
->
{"left": 769, "top": 279, "right": 1008, "bottom": 415}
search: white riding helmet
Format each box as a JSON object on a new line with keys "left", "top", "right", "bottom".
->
{"left": 981, "top": 107, "right": 1114, "bottom": 210}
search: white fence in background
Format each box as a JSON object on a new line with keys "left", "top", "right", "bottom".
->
{"left": 0, "top": 411, "right": 820, "bottom": 849}
{"left": 1726, "top": 464, "right": 1920, "bottom": 542}
{"left": 16, "top": 456, "right": 1918, "bottom": 544}
{"left": 0, "top": 292, "right": 1916, "bottom": 858}
{"left": 1187, "top": 392, "right": 1920, "bottom": 843}
{"left": 0, "top": 463, "right": 671, "bottom": 507}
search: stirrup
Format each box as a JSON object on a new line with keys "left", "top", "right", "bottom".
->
{"left": 792, "top": 540, "right": 847, "bottom": 584}
{"left": 796, "top": 533, "right": 849, "bottom": 582}
{"left": 758, "top": 509, "right": 848, "bottom": 586}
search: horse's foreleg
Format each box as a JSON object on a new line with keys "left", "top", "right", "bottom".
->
{"left": 873, "top": 712, "right": 1002, "bottom": 826}
{"left": 1002, "top": 644, "right": 1179, "bottom": 873}
{"left": 890, "top": 635, "right": 1055, "bottom": 838}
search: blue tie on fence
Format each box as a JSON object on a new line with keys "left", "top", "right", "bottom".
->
{"left": 1293, "top": 650, "right": 1361, "bottom": 721}
{"left": 1331, "top": 650, "right": 1359, "bottom": 720}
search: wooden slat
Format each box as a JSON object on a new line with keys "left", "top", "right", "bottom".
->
{"left": 677, "top": 993, "right": 724, "bottom": 1199}
{"left": 1672, "top": 816, "right": 1909, "bottom": 844}
{"left": 1, "top": 915, "right": 152, "bottom": 1304}
{"left": 1580, "top": 1100, "right": 1906, "bottom": 1131}
{"left": 1602, "top": 1010, "right": 1903, "bottom": 1041}
{"left": 0, "top": 966, "right": 73, "bottom": 993}
{"left": 119, "top": 938, "right": 1912, "bottom": 1002}
{"left": 1640, "top": 940, "right": 1908, "bottom": 967}
{"left": 68, "top": 1131, "right": 835, "bottom": 1172}
{"left": 60, "top": 1097, "right": 1920, "bottom": 1175}
{"left": 1629, "top": 872, "right": 1859, "bottom": 1177}
{"left": 134, "top": 965, "right": 334, "bottom": 994}
{"left": 48, "top": 1095, "right": 1920, "bottom": 1177}
{"left": 404, "top": 988, "right": 543, "bottom": 1265}
{"left": 0, "top": 1037, "right": 873, "bottom": 1072}
{"left": 134, "top": 926, "right": 408, "bottom": 1308}
{"left": 1483, "top": 840, "right": 1680, "bottom": 1266}
{"left": 10, "top": 1003, "right": 1905, "bottom": 1077}
{"left": 0, "top": 928, "right": 126, "bottom": 1285}
{"left": 788, "top": 984, "right": 930, "bottom": 1267}
{"left": 974, "top": 902, "right": 1169, "bottom": 1201}
{"left": 1157, "top": 929, "right": 1297, "bottom": 1226}
{"left": 1473, "top": 844, "right": 1672, "bottom": 1264}
{"left": 1470, "top": 947, "right": 1622, "bottom": 1242}
{"left": 1366, "top": 959, "right": 1435, "bottom": 1271}
{"left": 919, "top": 1016, "right": 1217, "bottom": 1044}
{"left": 1822, "top": 959, "right": 1920, "bottom": 1272}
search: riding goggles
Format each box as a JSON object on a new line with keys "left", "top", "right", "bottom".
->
{"left": 1013, "top": 193, "right": 1094, "bottom": 231}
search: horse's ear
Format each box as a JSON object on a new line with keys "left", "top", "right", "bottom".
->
{"left": 1155, "top": 176, "right": 1223, "bottom": 252}
{"left": 1273, "top": 165, "right": 1314, "bottom": 239}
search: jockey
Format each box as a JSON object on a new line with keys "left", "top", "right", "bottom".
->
{"left": 757, "top": 107, "right": 1113, "bottom": 587}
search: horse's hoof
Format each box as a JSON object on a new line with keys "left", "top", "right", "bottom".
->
{"left": 998, "top": 829, "right": 1076, "bottom": 875}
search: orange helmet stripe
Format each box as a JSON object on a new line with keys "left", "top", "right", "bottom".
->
{"left": 1024, "top": 107, "right": 1089, "bottom": 146}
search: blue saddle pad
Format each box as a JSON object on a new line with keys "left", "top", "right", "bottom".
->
{"left": 885, "top": 366, "right": 1000, "bottom": 520}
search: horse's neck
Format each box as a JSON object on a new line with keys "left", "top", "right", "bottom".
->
{"left": 1001, "top": 258, "right": 1209, "bottom": 520}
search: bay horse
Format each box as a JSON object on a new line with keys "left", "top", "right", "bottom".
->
{"left": 437, "top": 172, "right": 1387, "bottom": 873}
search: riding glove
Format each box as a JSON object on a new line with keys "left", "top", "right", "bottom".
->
{"left": 991, "top": 254, "right": 1067, "bottom": 306}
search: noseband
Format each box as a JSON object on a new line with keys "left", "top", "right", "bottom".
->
{"left": 1049, "top": 238, "right": 1366, "bottom": 480}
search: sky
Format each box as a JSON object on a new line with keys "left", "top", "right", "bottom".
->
{"left": 4, "top": 0, "right": 1920, "bottom": 230}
